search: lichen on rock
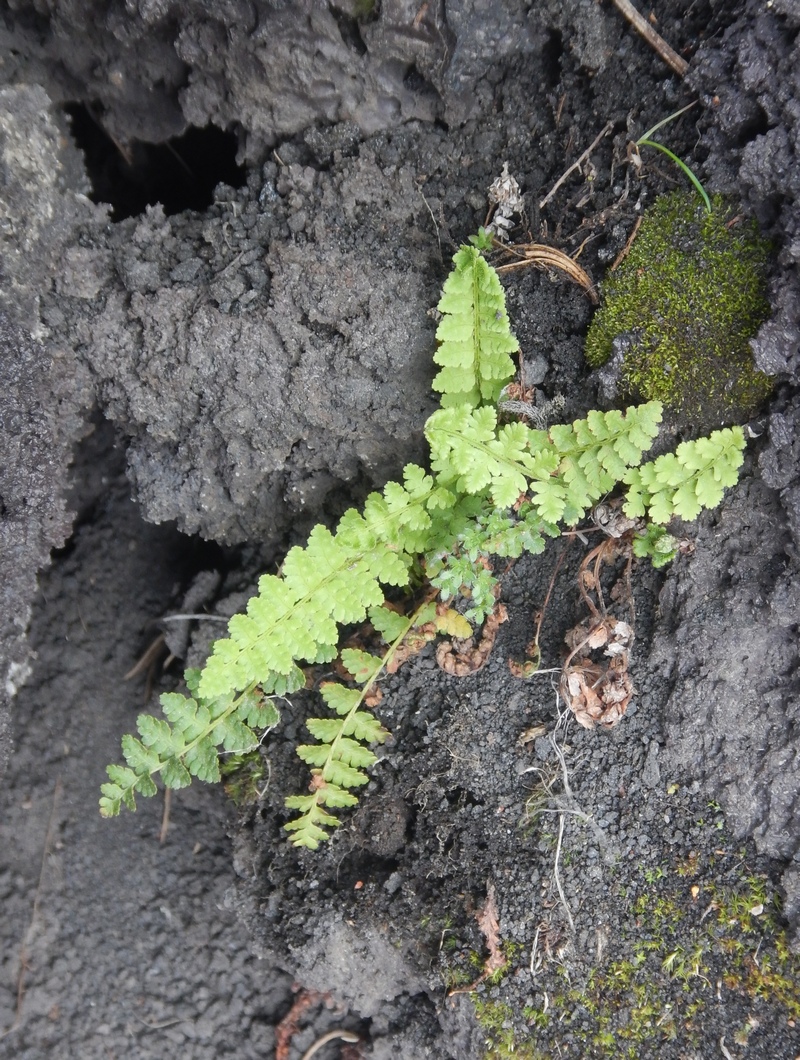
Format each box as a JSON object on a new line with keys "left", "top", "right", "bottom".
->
{"left": 585, "top": 190, "right": 774, "bottom": 430}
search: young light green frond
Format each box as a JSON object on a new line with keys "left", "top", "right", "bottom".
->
{"left": 427, "top": 401, "right": 662, "bottom": 520}
{"left": 633, "top": 524, "right": 680, "bottom": 568}
{"left": 426, "top": 405, "right": 537, "bottom": 507}
{"left": 103, "top": 234, "right": 746, "bottom": 846}
{"left": 567, "top": 403, "right": 663, "bottom": 464}
{"left": 100, "top": 681, "right": 278, "bottom": 816}
{"left": 198, "top": 487, "right": 435, "bottom": 703}
{"left": 283, "top": 793, "right": 344, "bottom": 850}
{"left": 623, "top": 425, "right": 745, "bottom": 524}
{"left": 432, "top": 245, "right": 519, "bottom": 408}
{"left": 284, "top": 601, "right": 429, "bottom": 846}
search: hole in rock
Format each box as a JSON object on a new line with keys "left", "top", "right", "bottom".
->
{"left": 64, "top": 102, "right": 246, "bottom": 221}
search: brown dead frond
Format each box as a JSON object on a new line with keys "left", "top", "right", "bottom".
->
{"left": 560, "top": 532, "right": 638, "bottom": 729}
{"left": 448, "top": 883, "right": 508, "bottom": 995}
{"left": 496, "top": 242, "right": 598, "bottom": 303}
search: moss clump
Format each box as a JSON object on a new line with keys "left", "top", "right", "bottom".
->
{"left": 586, "top": 191, "right": 773, "bottom": 428}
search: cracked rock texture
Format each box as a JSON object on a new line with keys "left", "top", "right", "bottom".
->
{"left": 0, "top": 87, "right": 95, "bottom": 780}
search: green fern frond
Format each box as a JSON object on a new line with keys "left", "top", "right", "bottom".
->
{"left": 432, "top": 245, "right": 519, "bottom": 408}
{"left": 99, "top": 680, "right": 280, "bottom": 816}
{"left": 102, "top": 238, "right": 749, "bottom": 839}
{"left": 632, "top": 524, "right": 680, "bottom": 567}
{"left": 426, "top": 401, "right": 663, "bottom": 522}
{"left": 426, "top": 502, "right": 559, "bottom": 621}
{"left": 199, "top": 470, "right": 442, "bottom": 703}
{"left": 285, "top": 601, "right": 436, "bottom": 849}
{"left": 623, "top": 425, "right": 745, "bottom": 523}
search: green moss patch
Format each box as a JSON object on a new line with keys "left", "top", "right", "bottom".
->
{"left": 586, "top": 191, "right": 773, "bottom": 428}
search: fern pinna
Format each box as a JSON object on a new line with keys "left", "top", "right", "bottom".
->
{"left": 101, "top": 241, "right": 746, "bottom": 849}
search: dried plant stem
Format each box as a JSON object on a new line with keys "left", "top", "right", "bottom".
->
{"left": 301, "top": 1029, "right": 361, "bottom": 1060}
{"left": 539, "top": 122, "right": 614, "bottom": 211}
{"left": 611, "top": 0, "right": 689, "bottom": 77}
{"left": 496, "top": 243, "right": 598, "bottom": 303}
{"left": 553, "top": 811, "right": 575, "bottom": 933}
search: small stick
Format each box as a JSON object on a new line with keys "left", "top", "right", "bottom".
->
{"left": 539, "top": 122, "right": 614, "bottom": 211}
{"left": 611, "top": 0, "right": 689, "bottom": 77}
{"left": 159, "top": 787, "right": 172, "bottom": 845}
{"left": 417, "top": 185, "right": 443, "bottom": 262}
{"left": 531, "top": 542, "right": 572, "bottom": 659}
{"left": 610, "top": 215, "right": 643, "bottom": 271}
{"left": 124, "top": 633, "right": 166, "bottom": 680}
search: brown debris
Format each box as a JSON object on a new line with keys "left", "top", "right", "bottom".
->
{"left": 561, "top": 654, "right": 635, "bottom": 730}
{"left": 275, "top": 988, "right": 328, "bottom": 1060}
{"left": 385, "top": 618, "right": 438, "bottom": 673}
{"left": 560, "top": 536, "right": 638, "bottom": 729}
{"left": 508, "top": 641, "right": 542, "bottom": 679}
{"left": 517, "top": 723, "right": 547, "bottom": 748}
{"left": 495, "top": 242, "right": 598, "bottom": 303}
{"left": 436, "top": 602, "right": 508, "bottom": 676}
{"left": 448, "top": 883, "right": 508, "bottom": 996}
{"left": 475, "top": 883, "right": 506, "bottom": 976}
{"left": 538, "top": 121, "right": 615, "bottom": 214}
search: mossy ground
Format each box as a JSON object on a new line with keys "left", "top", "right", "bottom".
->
{"left": 436, "top": 808, "right": 800, "bottom": 1059}
{"left": 585, "top": 191, "right": 773, "bottom": 429}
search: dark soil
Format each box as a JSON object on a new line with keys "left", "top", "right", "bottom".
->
{"left": 1, "top": 1, "right": 799, "bottom": 1058}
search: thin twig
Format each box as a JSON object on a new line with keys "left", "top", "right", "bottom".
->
{"left": 529, "top": 924, "right": 541, "bottom": 976}
{"left": 532, "top": 542, "right": 573, "bottom": 657}
{"left": 719, "top": 1037, "right": 735, "bottom": 1060}
{"left": 539, "top": 122, "right": 614, "bottom": 210}
{"left": 418, "top": 185, "right": 443, "bottom": 262}
{"left": 160, "top": 614, "right": 230, "bottom": 623}
{"left": 611, "top": 0, "right": 689, "bottom": 77}
{"left": 610, "top": 215, "right": 642, "bottom": 271}
{"left": 0, "top": 778, "right": 62, "bottom": 1040}
{"left": 134, "top": 1015, "right": 187, "bottom": 1030}
{"left": 124, "top": 633, "right": 166, "bottom": 680}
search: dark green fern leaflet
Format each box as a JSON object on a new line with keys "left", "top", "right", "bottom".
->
{"left": 432, "top": 245, "right": 520, "bottom": 408}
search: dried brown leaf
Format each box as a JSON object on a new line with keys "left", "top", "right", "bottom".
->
{"left": 436, "top": 603, "right": 508, "bottom": 676}
{"left": 475, "top": 883, "right": 506, "bottom": 976}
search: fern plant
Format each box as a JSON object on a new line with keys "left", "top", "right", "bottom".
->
{"left": 101, "top": 242, "right": 746, "bottom": 849}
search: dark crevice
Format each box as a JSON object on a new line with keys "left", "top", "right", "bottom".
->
{"left": 541, "top": 27, "right": 563, "bottom": 88}
{"left": 329, "top": 3, "right": 369, "bottom": 55}
{"left": 64, "top": 102, "right": 246, "bottom": 221}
